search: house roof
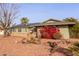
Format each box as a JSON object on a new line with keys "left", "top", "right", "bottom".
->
{"left": 11, "top": 24, "right": 27, "bottom": 28}
{"left": 28, "top": 22, "right": 75, "bottom": 27}
{"left": 11, "top": 23, "right": 41, "bottom": 28}
{"left": 43, "top": 19, "right": 61, "bottom": 23}
{"left": 12, "top": 19, "right": 76, "bottom": 28}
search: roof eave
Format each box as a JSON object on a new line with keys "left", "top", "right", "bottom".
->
{"left": 28, "top": 22, "right": 76, "bottom": 27}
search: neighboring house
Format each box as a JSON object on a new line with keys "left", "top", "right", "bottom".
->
{"left": 11, "top": 19, "right": 75, "bottom": 39}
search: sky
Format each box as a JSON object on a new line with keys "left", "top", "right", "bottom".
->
{"left": 16, "top": 3, "right": 79, "bottom": 24}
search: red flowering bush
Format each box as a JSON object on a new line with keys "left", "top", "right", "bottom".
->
{"left": 40, "top": 26, "right": 61, "bottom": 39}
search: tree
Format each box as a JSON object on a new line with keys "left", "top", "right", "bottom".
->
{"left": 63, "top": 17, "right": 78, "bottom": 22}
{"left": 71, "top": 23, "right": 79, "bottom": 38}
{"left": 0, "top": 4, "right": 18, "bottom": 37}
{"left": 21, "top": 17, "right": 29, "bottom": 24}
{"left": 63, "top": 17, "right": 79, "bottom": 38}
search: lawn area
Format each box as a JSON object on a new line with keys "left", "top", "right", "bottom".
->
{"left": 0, "top": 36, "right": 78, "bottom": 56}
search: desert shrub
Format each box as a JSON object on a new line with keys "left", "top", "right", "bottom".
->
{"left": 47, "top": 41, "right": 58, "bottom": 55}
{"left": 68, "top": 42, "right": 79, "bottom": 56}
{"left": 53, "top": 33, "right": 62, "bottom": 39}
{"left": 27, "top": 38, "right": 35, "bottom": 44}
{"left": 47, "top": 41, "right": 58, "bottom": 48}
{"left": 69, "top": 42, "right": 79, "bottom": 51}
{"left": 54, "top": 47, "right": 73, "bottom": 56}
{"left": 68, "top": 47, "right": 79, "bottom": 56}
{"left": 27, "top": 38, "right": 41, "bottom": 44}
{"left": 74, "top": 42, "right": 79, "bottom": 47}
{"left": 21, "top": 38, "right": 27, "bottom": 44}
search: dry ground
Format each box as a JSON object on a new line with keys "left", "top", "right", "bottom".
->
{"left": 0, "top": 36, "right": 78, "bottom": 56}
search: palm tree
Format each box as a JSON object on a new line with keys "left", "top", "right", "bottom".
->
{"left": 21, "top": 17, "right": 29, "bottom": 24}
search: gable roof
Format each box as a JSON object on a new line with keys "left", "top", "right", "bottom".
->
{"left": 43, "top": 19, "right": 61, "bottom": 23}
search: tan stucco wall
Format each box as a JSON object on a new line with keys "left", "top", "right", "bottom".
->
{"left": 11, "top": 28, "right": 30, "bottom": 38}
{"left": 58, "top": 26, "right": 70, "bottom": 39}
{"left": 37, "top": 27, "right": 41, "bottom": 38}
{"left": 11, "top": 32, "right": 28, "bottom": 38}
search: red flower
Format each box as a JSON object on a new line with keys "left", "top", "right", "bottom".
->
{"left": 40, "top": 26, "right": 60, "bottom": 39}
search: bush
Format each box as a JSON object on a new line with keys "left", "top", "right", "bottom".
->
{"left": 27, "top": 38, "right": 41, "bottom": 44}
{"left": 74, "top": 42, "right": 79, "bottom": 47}
{"left": 68, "top": 42, "right": 79, "bottom": 56}
{"left": 21, "top": 38, "right": 27, "bottom": 44}
{"left": 40, "top": 26, "right": 60, "bottom": 39}
{"left": 53, "top": 33, "right": 62, "bottom": 39}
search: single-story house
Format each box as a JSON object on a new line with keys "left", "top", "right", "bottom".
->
{"left": 11, "top": 19, "right": 75, "bottom": 39}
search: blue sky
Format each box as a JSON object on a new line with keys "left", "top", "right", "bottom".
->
{"left": 16, "top": 3, "right": 79, "bottom": 24}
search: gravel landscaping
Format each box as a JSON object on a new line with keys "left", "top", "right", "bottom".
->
{"left": 0, "top": 36, "right": 78, "bottom": 56}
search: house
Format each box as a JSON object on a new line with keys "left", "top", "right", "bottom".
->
{"left": 11, "top": 19, "right": 75, "bottom": 39}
